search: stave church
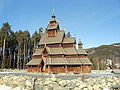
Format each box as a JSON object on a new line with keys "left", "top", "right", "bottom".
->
{"left": 26, "top": 13, "right": 92, "bottom": 73}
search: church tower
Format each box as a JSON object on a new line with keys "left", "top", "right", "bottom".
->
{"left": 78, "top": 39, "right": 83, "bottom": 48}
{"left": 47, "top": 12, "right": 60, "bottom": 37}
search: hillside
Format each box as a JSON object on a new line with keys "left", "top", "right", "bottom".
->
{"left": 86, "top": 43, "right": 120, "bottom": 70}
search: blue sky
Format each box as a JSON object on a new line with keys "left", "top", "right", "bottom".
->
{"left": 0, "top": 0, "right": 120, "bottom": 48}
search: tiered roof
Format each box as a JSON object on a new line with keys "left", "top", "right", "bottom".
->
{"left": 31, "top": 47, "right": 88, "bottom": 56}
{"left": 27, "top": 13, "right": 92, "bottom": 66}
{"left": 39, "top": 30, "right": 64, "bottom": 44}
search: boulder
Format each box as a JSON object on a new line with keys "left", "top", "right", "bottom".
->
{"left": 25, "top": 80, "right": 32, "bottom": 87}
{"left": 43, "top": 86, "right": 53, "bottom": 90}
{"left": 50, "top": 77, "right": 57, "bottom": 82}
{"left": 44, "top": 80, "right": 52, "bottom": 85}
{"left": 34, "top": 84, "right": 43, "bottom": 90}
{"left": 0, "top": 85, "right": 12, "bottom": 90}
{"left": 53, "top": 86, "right": 65, "bottom": 90}
{"left": 67, "top": 82, "right": 76, "bottom": 88}
{"left": 59, "top": 80, "right": 67, "bottom": 87}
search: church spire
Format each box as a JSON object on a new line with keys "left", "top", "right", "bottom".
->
{"left": 50, "top": 9, "right": 56, "bottom": 21}
{"left": 78, "top": 39, "right": 83, "bottom": 48}
{"left": 47, "top": 10, "right": 60, "bottom": 31}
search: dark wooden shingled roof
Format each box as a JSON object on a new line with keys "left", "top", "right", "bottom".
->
{"left": 62, "top": 37, "right": 76, "bottom": 44}
{"left": 66, "top": 58, "right": 82, "bottom": 65}
{"left": 47, "top": 47, "right": 81, "bottom": 55}
{"left": 64, "top": 48, "right": 78, "bottom": 55}
{"left": 33, "top": 48, "right": 44, "bottom": 55}
{"left": 77, "top": 48, "right": 87, "bottom": 55}
{"left": 39, "top": 30, "right": 65, "bottom": 45}
{"left": 26, "top": 59, "right": 42, "bottom": 65}
{"left": 26, "top": 57, "right": 92, "bottom": 65}
{"left": 47, "top": 22, "right": 59, "bottom": 30}
{"left": 32, "top": 47, "right": 87, "bottom": 56}
{"left": 47, "top": 47, "right": 65, "bottom": 55}
{"left": 45, "top": 58, "right": 67, "bottom": 65}
{"left": 79, "top": 58, "right": 92, "bottom": 65}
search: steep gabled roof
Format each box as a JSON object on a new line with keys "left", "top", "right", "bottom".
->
{"left": 64, "top": 48, "right": 78, "bottom": 55}
{"left": 45, "top": 57, "right": 67, "bottom": 65}
{"left": 48, "top": 47, "right": 65, "bottom": 55}
{"left": 39, "top": 30, "right": 65, "bottom": 45}
{"left": 26, "top": 59, "right": 42, "bottom": 65}
{"left": 63, "top": 37, "right": 76, "bottom": 44}
{"left": 66, "top": 58, "right": 82, "bottom": 65}
{"left": 47, "top": 22, "right": 59, "bottom": 30}
{"left": 33, "top": 48, "right": 44, "bottom": 55}
{"left": 77, "top": 48, "right": 87, "bottom": 55}
{"left": 79, "top": 58, "right": 92, "bottom": 65}
{"left": 32, "top": 47, "right": 88, "bottom": 56}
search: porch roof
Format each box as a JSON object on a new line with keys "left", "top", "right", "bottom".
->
{"left": 26, "top": 59, "right": 42, "bottom": 65}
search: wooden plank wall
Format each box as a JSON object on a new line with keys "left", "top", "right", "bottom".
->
{"left": 28, "top": 65, "right": 92, "bottom": 73}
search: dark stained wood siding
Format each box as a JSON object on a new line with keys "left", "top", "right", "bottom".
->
{"left": 27, "top": 65, "right": 92, "bottom": 73}
{"left": 47, "top": 30, "right": 56, "bottom": 37}
{"left": 40, "top": 45, "right": 45, "bottom": 48}
{"left": 50, "top": 55, "right": 64, "bottom": 58}
{"left": 78, "top": 55, "right": 87, "bottom": 58}
{"left": 65, "top": 55, "right": 78, "bottom": 58}
{"left": 62, "top": 44, "right": 75, "bottom": 48}
{"left": 28, "top": 65, "right": 41, "bottom": 72}
{"left": 47, "top": 44, "right": 61, "bottom": 47}
{"left": 82, "top": 65, "right": 92, "bottom": 73}
{"left": 67, "top": 65, "right": 82, "bottom": 73}
{"left": 49, "top": 65, "right": 66, "bottom": 73}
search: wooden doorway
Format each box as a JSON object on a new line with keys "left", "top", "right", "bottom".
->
{"left": 41, "top": 60, "right": 44, "bottom": 72}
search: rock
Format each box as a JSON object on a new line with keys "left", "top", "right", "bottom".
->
{"left": 53, "top": 86, "right": 64, "bottom": 90}
{"left": 87, "top": 85, "right": 93, "bottom": 90}
{"left": 59, "top": 80, "right": 66, "bottom": 87}
{"left": 73, "top": 87, "right": 80, "bottom": 90}
{"left": 51, "top": 77, "right": 57, "bottom": 82}
{"left": 67, "top": 82, "right": 76, "bottom": 88}
{"left": 83, "top": 88, "right": 88, "bottom": 90}
{"left": 25, "top": 80, "right": 32, "bottom": 87}
{"left": 12, "top": 86, "right": 25, "bottom": 90}
{"left": 107, "top": 82, "right": 112, "bottom": 87}
{"left": 76, "top": 82, "right": 80, "bottom": 87}
{"left": 0, "top": 85, "right": 12, "bottom": 90}
{"left": 50, "top": 82, "right": 60, "bottom": 88}
{"left": 44, "top": 80, "right": 52, "bottom": 85}
{"left": 43, "top": 86, "right": 53, "bottom": 90}
{"left": 103, "top": 88, "right": 110, "bottom": 90}
{"left": 93, "top": 85, "right": 100, "bottom": 90}
{"left": 34, "top": 84, "right": 43, "bottom": 90}
{"left": 78, "top": 83, "right": 86, "bottom": 89}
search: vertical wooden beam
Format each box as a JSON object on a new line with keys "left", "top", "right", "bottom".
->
{"left": 48, "top": 65, "right": 51, "bottom": 73}
{"left": 65, "top": 65, "right": 67, "bottom": 73}
{"left": 81, "top": 65, "right": 83, "bottom": 73}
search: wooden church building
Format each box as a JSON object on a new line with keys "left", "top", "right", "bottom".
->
{"left": 26, "top": 13, "right": 92, "bottom": 73}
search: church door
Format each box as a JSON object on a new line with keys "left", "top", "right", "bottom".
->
{"left": 41, "top": 60, "right": 44, "bottom": 72}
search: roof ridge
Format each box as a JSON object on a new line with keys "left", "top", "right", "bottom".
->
{"left": 64, "top": 57, "right": 68, "bottom": 64}
{"left": 61, "top": 47, "right": 66, "bottom": 54}
{"left": 45, "top": 47, "right": 51, "bottom": 54}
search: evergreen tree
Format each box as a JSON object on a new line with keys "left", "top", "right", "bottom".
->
{"left": 31, "top": 31, "right": 41, "bottom": 52}
{"left": 0, "top": 22, "right": 12, "bottom": 68}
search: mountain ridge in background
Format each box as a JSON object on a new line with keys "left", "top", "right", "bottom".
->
{"left": 86, "top": 43, "right": 120, "bottom": 70}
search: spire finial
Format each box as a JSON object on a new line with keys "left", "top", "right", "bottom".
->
{"left": 79, "top": 39, "right": 81, "bottom": 43}
{"left": 78, "top": 39, "right": 83, "bottom": 48}
{"left": 52, "top": 9, "right": 55, "bottom": 16}
{"left": 53, "top": 9, "right": 55, "bottom": 14}
{"left": 79, "top": 39, "right": 83, "bottom": 45}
